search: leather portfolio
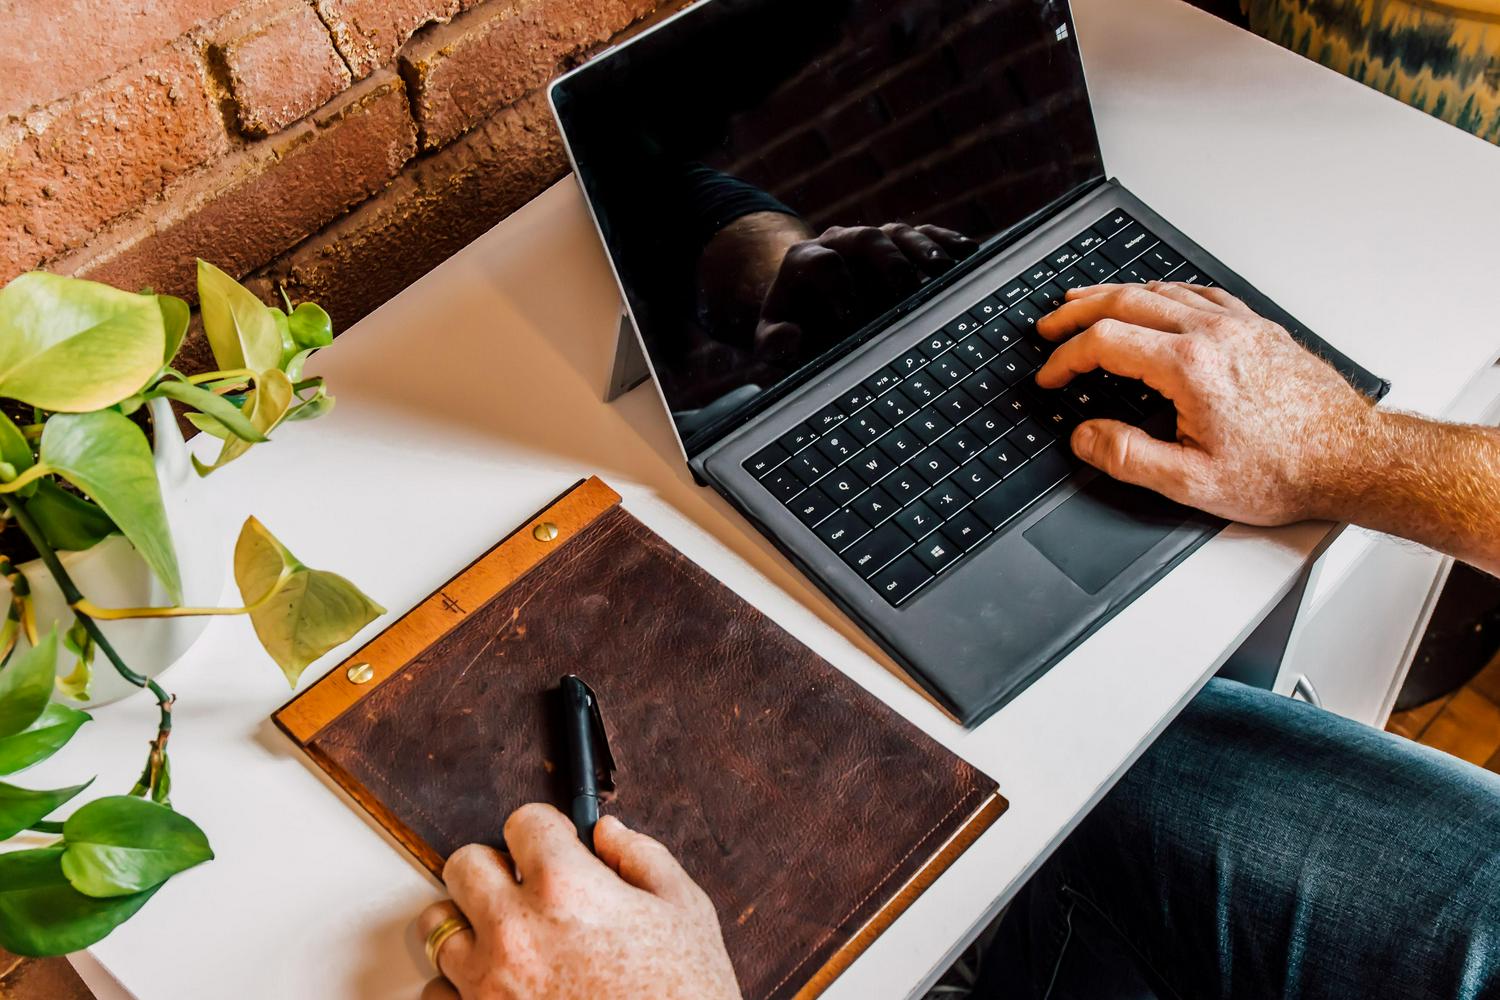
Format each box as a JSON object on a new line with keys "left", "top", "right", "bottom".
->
{"left": 274, "top": 477, "right": 1005, "bottom": 1000}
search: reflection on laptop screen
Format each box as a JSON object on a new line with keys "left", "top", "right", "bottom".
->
{"left": 553, "top": 0, "right": 1103, "bottom": 451}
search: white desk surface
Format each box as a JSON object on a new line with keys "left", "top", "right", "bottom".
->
{"left": 35, "top": 1, "right": 1499, "bottom": 997}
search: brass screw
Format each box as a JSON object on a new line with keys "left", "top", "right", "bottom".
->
{"left": 346, "top": 662, "right": 375, "bottom": 685}
{"left": 532, "top": 521, "right": 560, "bottom": 542}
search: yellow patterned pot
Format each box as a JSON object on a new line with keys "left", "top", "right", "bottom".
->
{"left": 1246, "top": 0, "right": 1500, "bottom": 143}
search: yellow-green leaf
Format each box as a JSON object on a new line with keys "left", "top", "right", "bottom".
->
{"left": 156, "top": 294, "right": 189, "bottom": 366}
{"left": 41, "top": 411, "right": 181, "bottom": 604}
{"left": 196, "top": 261, "right": 280, "bottom": 373}
{"left": 193, "top": 368, "right": 292, "bottom": 476}
{"left": 233, "top": 517, "right": 384, "bottom": 686}
{"left": 0, "top": 273, "right": 164, "bottom": 412}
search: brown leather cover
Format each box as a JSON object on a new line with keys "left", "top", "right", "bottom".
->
{"left": 274, "top": 477, "right": 1005, "bottom": 1000}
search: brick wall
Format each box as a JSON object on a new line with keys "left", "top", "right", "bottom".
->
{"left": 1, "top": 0, "right": 669, "bottom": 373}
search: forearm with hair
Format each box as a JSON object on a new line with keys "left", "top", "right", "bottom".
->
{"left": 1320, "top": 410, "right": 1500, "bottom": 576}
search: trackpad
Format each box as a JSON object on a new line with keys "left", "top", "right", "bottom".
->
{"left": 1024, "top": 477, "right": 1190, "bottom": 594}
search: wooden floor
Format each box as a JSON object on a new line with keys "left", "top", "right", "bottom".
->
{"left": 1388, "top": 650, "right": 1500, "bottom": 774}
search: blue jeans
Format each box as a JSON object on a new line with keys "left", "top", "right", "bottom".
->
{"left": 979, "top": 679, "right": 1500, "bottom": 1000}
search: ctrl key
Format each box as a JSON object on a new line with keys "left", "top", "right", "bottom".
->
{"left": 871, "top": 554, "right": 933, "bottom": 606}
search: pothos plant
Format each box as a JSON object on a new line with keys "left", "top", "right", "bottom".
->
{"left": 0, "top": 261, "right": 384, "bottom": 956}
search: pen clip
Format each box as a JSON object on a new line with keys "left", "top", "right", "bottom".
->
{"left": 570, "top": 675, "right": 616, "bottom": 795}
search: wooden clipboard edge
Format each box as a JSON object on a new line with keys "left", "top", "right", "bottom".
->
{"left": 790, "top": 789, "right": 1009, "bottom": 1000}
{"left": 272, "top": 475, "right": 622, "bottom": 745}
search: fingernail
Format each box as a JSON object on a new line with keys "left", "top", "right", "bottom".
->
{"left": 1072, "top": 424, "right": 1096, "bottom": 456}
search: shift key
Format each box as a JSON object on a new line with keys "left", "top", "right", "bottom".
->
{"left": 840, "top": 522, "right": 913, "bottom": 578}
{"left": 971, "top": 446, "right": 1075, "bottom": 531}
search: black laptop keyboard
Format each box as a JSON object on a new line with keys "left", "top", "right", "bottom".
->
{"left": 741, "top": 211, "right": 1211, "bottom": 607}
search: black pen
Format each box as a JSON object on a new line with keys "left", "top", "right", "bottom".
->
{"left": 557, "top": 675, "right": 614, "bottom": 852}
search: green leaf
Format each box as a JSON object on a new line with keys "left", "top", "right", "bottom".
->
{"left": 270, "top": 306, "right": 296, "bottom": 364}
{"left": 0, "top": 629, "right": 58, "bottom": 739}
{"left": 234, "top": 516, "right": 385, "bottom": 686}
{"left": 0, "top": 273, "right": 165, "bottom": 412}
{"left": 286, "top": 380, "right": 335, "bottom": 423}
{"left": 196, "top": 260, "right": 280, "bottom": 373}
{"left": 56, "top": 621, "right": 93, "bottom": 702}
{"left": 0, "top": 703, "right": 89, "bottom": 775}
{"left": 193, "top": 369, "right": 293, "bottom": 476}
{"left": 0, "top": 410, "right": 36, "bottom": 497}
{"left": 24, "top": 479, "right": 117, "bottom": 553}
{"left": 183, "top": 412, "right": 232, "bottom": 441}
{"left": 156, "top": 294, "right": 189, "bottom": 366}
{"left": 0, "top": 779, "right": 90, "bottom": 839}
{"left": 40, "top": 410, "right": 182, "bottom": 604}
{"left": 0, "top": 847, "right": 160, "bottom": 957}
{"left": 148, "top": 379, "right": 268, "bottom": 444}
{"left": 61, "top": 796, "right": 213, "bottom": 897}
{"left": 286, "top": 302, "right": 332, "bottom": 351}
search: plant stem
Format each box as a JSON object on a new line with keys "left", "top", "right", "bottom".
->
{"left": 0, "top": 495, "right": 173, "bottom": 739}
{"left": 74, "top": 574, "right": 289, "bottom": 622}
{"left": 186, "top": 368, "right": 256, "bottom": 385}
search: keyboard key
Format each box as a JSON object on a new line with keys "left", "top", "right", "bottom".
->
{"left": 1118, "top": 259, "right": 1162, "bottom": 284}
{"left": 914, "top": 530, "right": 963, "bottom": 574}
{"left": 1100, "top": 225, "right": 1152, "bottom": 268}
{"left": 942, "top": 316, "right": 978, "bottom": 342}
{"left": 920, "top": 332, "right": 955, "bottom": 358}
{"left": 1006, "top": 299, "right": 1042, "bottom": 329}
{"left": 810, "top": 402, "right": 848, "bottom": 432}
{"left": 923, "top": 479, "right": 970, "bottom": 516}
{"left": 1025, "top": 389, "right": 1076, "bottom": 432}
{"left": 945, "top": 510, "right": 989, "bottom": 551}
{"left": 994, "top": 280, "right": 1030, "bottom": 306}
{"left": 965, "top": 409, "right": 1012, "bottom": 443}
{"left": 929, "top": 356, "right": 970, "bottom": 387}
{"left": 1095, "top": 210, "right": 1133, "bottom": 236}
{"left": 871, "top": 554, "right": 932, "bottom": 606}
{"left": 901, "top": 372, "right": 942, "bottom": 403}
{"left": 764, "top": 469, "right": 804, "bottom": 503}
{"left": 815, "top": 431, "right": 859, "bottom": 463}
{"left": 894, "top": 501, "right": 942, "bottom": 541}
{"left": 969, "top": 299, "right": 1003, "bottom": 324}
{"left": 874, "top": 389, "right": 916, "bottom": 423}
{"left": 939, "top": 430, "right": 984, "bottom": 464}
{"left": 864, "top": 369, "right": 902, "bottom": 396}
{"left": 791, "top": 450, "right": 831, "bottom": 484}
{"left": 790, "top": 489, "right": 837, "bottom": 527}
{"left": 882, "top": 472, "right": 925, "bottom": 504}
{"left": 820, "top": 471, "right": 865, "bottom": 503}
{"left": 955, "top": 458, "right": 999, "bottom": 497}
{"left": 745, "top": 443, "right": 788, "bottom": 478}
{"left": 990, "top": 352, "right": 1028, "bottom": 385}
{"left": 1071, "top": 230, "right": 1107, "bottom": 256}
{"left": 841, "top": 522, "right": 912, "bottom": 578}
{"left": 1144, "top": 244, "right": 1183, "bottom": 274}
{"left": 852, "top": 449, "right": 895, "bottom": 484}
{"left": 979, "top": 441, "right": 1025, "bottom": 479}
{"left": 978, "top": 322, "right": 1021, "bottom": 353}
{"left": 916, "top": 448, "right": 959, "bottom": 484}
{"left": 893, "top": 349, "right": 926, "bottom": 375}
{"left": 1055, "top": 266, "right": 1089, "bottom": 290}
{"left": 908, "top": 412, "right": 953, "bottom": 444}
{"left": 778, "top": 424, "right": 819, "bottom": 454}
{"left": 1076, "top": 252, "right": 1114, "bottom": 282}
{"left": 1007, "top": 418, "right": 1051, "bottom": 456}
{"left": 955, "top": 338, "right": 993, "bottom": 367}
{"left": 1029, "top": 281, "right": 1066, "bottom": 312}
{"left": 877, "top": 426, "right": 923, "bottom": 462}
{"left": 839, "top": 387, "right": 875, "bottom": 413}
{"left": 961, "top": 370, "right": 1003, "bottom": 403}
{"left": 1011, "top": 338, "right": 1047, "bottom": 367}
{"left": 814, "top": 509, "right": 869, "bottom": 552}
{"left": 850, "top": 411, "right": 889, "bottom": 444}
{"left": 939, "top": 391, "right": 977, "bottom": 422}
{"left": 995, "top": 390, "right": 1032, "bottom": 422}
{"left": 1045, "top": 247, "right": 1079, "bottom": 271}
{"left": 1023, "top": 262, "right": 1053, "bottom": 286}
{"left": 851, "top": 487, "right": 899, "bottom": 527}
{"left": 971, "top": 445, "right": 1073, "bottom": 531}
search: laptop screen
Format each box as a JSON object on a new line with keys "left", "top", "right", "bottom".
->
{"left": 553, "top": 0, "right": 1103, "bottom": 454}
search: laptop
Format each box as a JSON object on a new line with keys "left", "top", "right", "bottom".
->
{"left": 549, "top": 0, "right": 1388, "bottom": 726}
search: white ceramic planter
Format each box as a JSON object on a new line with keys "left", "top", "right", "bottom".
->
{"left": 2, "top": 399, "right": 228, "bottom": 707}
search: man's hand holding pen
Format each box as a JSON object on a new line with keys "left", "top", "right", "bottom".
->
{"left": 416, "top": 805, "right": 741, "bottom": 1000}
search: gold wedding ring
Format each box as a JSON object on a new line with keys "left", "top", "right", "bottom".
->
{"left": 424, "top": 913, "right": 472, "bottom": 972}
